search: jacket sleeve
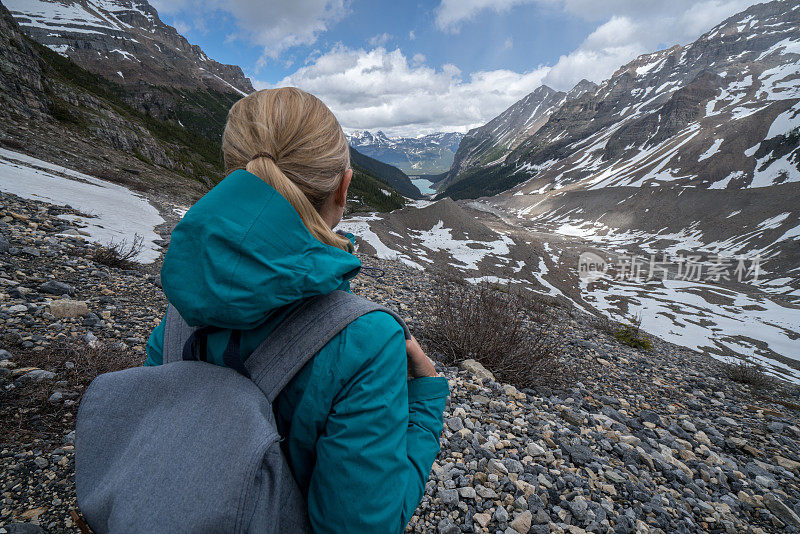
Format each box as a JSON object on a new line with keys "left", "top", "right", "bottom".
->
{"left": 143, "top": 314, "right": 166, "bottom": 366}
{"left": 307, "top": 313, "right": 449, "bottom": 534}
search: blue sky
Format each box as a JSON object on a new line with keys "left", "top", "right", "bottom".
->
{"left": 151, "top": 0, "right": 758, "bottom": 136}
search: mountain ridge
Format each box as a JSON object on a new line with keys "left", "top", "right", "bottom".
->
{"left": 439, "top": 0, "right": 800, "bottom": 200}
{"left": 348, "top": 130, "right": 464, "bottom": 175}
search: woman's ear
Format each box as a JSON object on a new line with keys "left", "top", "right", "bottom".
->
{"left": 337, "top": 168, "right": 352, "bottom": 207}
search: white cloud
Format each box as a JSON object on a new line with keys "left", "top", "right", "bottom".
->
{"left": 540, "top": 1, "right": 758, "bottom": 90}
{"left": 435, "top": 0, "right": 534, "bottom": 32}
{"left": 152, "top": 0, "right": 349, "bottom": 64}
{"left": 408, "top": 30, "right": 416, "bottom": 40}
{"left": 256, "top": 46, "right": 550, "bottom": 136}
{"left": 368, "top": 33, "right": 392, "bottom": 47}
{"left": 503, "top": 37, "right": 514, "bottom": 50}
{"left": 172, "top": 19, "right": 191, "bottom": 35}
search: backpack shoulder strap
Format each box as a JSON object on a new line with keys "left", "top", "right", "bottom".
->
{"left": 245, "top": 290, "right": 410, "bottom": 403}
{"left": 163, "top": 304, "right": 196, "bottom": 364}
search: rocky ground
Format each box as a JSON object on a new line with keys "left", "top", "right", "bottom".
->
{"left": 1, "top": 189, "right": 799, "bottom": 533}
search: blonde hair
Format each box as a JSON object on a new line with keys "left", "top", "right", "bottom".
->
{"left": 222, "top": 87, "right": 352, "bottom": 251}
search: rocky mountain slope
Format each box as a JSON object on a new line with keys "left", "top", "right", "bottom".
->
{"left": 350, "top": 146, "right": 423, "bottom": 199}
{"left": 442, "top": 1, "right": 800, "bottom": 199}
{"left": 1, "top": 188, "right": 799, "bottom": 533}
{"left": 0, "top": 0, "right": 217, "bottom": 196}
{"left": 428, "top": 0, "right": 800, "bottom": 319}
{"left": 443, "top": 82, "right": 596, "bottom": 190}
{"left": 5, "top": 0, "right": 253, "bottom": 141}
{"left": 0, "top": 0, "right": 413, "bottom": 213}
{"left": 348, "top": 130, "right": 464, "bottom": 175}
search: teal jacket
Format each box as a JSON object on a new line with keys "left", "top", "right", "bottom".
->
{"left": 144, "top": 169, "right": 449, "bottom": 533}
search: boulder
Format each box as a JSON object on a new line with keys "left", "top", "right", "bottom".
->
{"left": 49, "top": 299, "right": 89, "bottom": 319}
{"left": 459, "top": 359, "right": 495, "bottom": 381}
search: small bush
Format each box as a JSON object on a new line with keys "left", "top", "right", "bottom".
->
{"left": 722, "top": 356, "right": 774, "bottom": 390}
{"left": 423, "top": 279, "right": 565, "bottom": 389}
{"left": 613, "top": 314, "right": 652, "bottom": 350}
{"left": 0, "top": 341, "right": 136, "bottom": 443}
{"left": 92, "top": 234, "right": 143, "bottom": 269}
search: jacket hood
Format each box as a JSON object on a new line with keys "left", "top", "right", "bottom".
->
{"left": 161, "top": 169, "right": 361, "bottom": 329}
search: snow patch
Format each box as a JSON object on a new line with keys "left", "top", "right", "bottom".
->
{"left": 698, "top": 139, "right": 723, "bottom": 162}
{"left": 0, "top": 149, "right": 164, "bottom": 263}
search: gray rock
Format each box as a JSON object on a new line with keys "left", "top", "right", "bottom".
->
{"left": 0, "top": 233, "right": 9, "bottom": 253}
{"left": 459, "top": 358, "right": 495, "bottom": 381}
{"left": 716, "top": 416, "right": 739, "bottom": 427}
{"left": 563, "top": 443, "right": 593, "bottom": 465}
{"left": 18, "top": 369, "right": 56, "bottom": 382}
{"left": 457, "top": 486, "right": 477, "bottom": 499}
{"left": 0, "top": 349, "right": 11, "bottom": 361}
{"left": 48, "top": 391, "right": 63, "bottom": 403}
{"left": 39, "top": 280, "right": 75, "bottom": 296}
{"left": 501, "top": 458, "right": 524, "bottom": 474}
{"left": 33, "top": 456, "right": 48, "bottom": 469}
{"left": 561, "top": 409, "right": 584, "bottom": 426}
{"left": 488, "top": 458, "right": 509, "bottom": 476}
{"left": 445, "top": 417, "right": 464, "bottom": 432}
{"left": 439, "top": 488, "right": 459, "bottom": 507}
{"left": 569, "top": 496, "right": 589, "bottom": 523}
{"left": 764, "top": 493, "right": 800, "bottom": 527}
{"left": 494, "top": 505, "right": 509, "bottom": 523}
{"left": 476, "top": 485, "right": 498, "bottom": 499}
{"left": 436, "top": 518, "right": 460, "bottom": 534}
{"left": 526, "top": 441, "right": 546, "bottom": 456}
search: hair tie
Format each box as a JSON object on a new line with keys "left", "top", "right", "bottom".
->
{"left": 250, "top": 152, "right": 277, "bottom": 164}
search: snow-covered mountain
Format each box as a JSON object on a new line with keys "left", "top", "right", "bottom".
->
{"left": 5, "top": 0, "right": 252, "bottom": 95}
{"left": 443, "top": 84, "right": 592, "bottom": 188}
{"left": 5, "top": 0, "right": 253, "bottom": 141}
{"left": 348, "top": 130, "right": 464, "bottom": 175}
{"left": 448, "top": 0, "right": 800, "bottom": 303}
{"left": 444, "top": 0, "right": 800, "bottom": 198}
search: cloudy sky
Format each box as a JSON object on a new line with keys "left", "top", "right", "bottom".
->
{"left": 151, "top": 0, "right": 759, "bottom": 137}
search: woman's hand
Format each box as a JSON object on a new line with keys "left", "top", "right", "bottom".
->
{"left": 406, "top": 335, "right": 438, "bottom": 379}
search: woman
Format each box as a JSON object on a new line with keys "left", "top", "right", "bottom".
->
{"left": 144, "top": 87, "right": 449, "bottom": 532}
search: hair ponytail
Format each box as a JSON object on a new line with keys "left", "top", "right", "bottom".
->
{"left": 222, "top": 87, "right": 353, "bottom": 252}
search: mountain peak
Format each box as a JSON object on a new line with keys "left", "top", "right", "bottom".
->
{"left": 6, "top": 0, "right": 253, "bottom": 96}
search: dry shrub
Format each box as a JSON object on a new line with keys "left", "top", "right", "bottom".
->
{"left": 92, "top": 234, "right": 143, "bottom": 269}
{"left": 721, "top": 356, "right": 774, "bottom": 390}
{"left": 0, "top": 341, "right": 137, "bottom": 443}
{"left": 424, "top": 279, "right": 565, "bottom": 389}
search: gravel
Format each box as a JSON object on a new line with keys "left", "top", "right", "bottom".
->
{"left": 1, "top": 190, "right": 799, "bottom": 533}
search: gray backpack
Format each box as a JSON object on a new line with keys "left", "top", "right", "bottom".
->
{"left": 75, "top": 290, "right": 409, "bottom": 533}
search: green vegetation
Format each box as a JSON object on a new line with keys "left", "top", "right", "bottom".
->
{"left": 350, "top": 147, "right": 421, "bottom": 199}
{"left": 613, "top": 314, "right": 653, "bottom": 351}
{"left": 477, "top": 144, "right": 508, "bottom": 166}
{"left": 439, "top": 163, "right": 533, "bottom": 200}
{"left": 347, "top": 163, "right": 406, "bottom": 213}
{"left": 25, "top": 38, "right": 411, "bottom": 211}
{"left": 171, "top": 87, "right": 241, "bottom": 141}
{"left": 29, "top": 38, "right": 225, "bottom": 184}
